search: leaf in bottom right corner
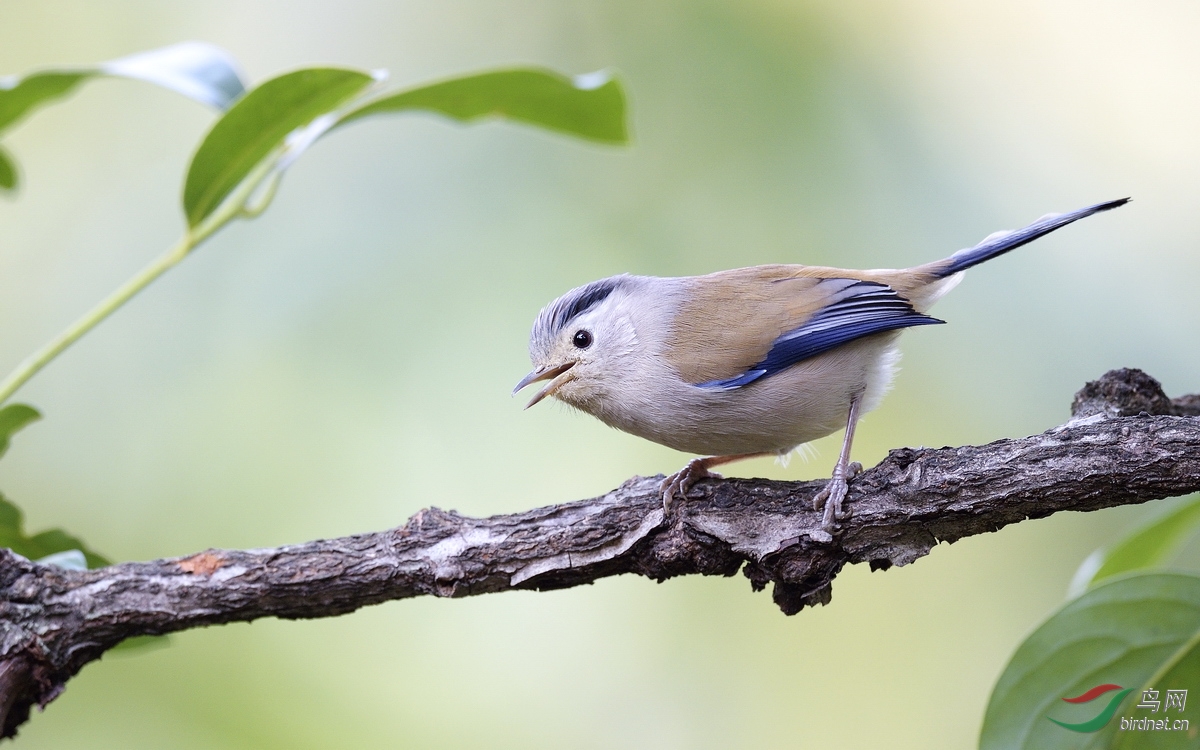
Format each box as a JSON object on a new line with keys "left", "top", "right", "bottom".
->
{"left": 1109, "top": 626, "right": 1200, "bottom": 749}
{"left": 980, "top": 572, "right": 1200, "bottom": 750}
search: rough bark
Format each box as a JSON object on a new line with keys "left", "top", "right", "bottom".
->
{"left": 1, "top": 368, "right": 1199, "bottom": 737}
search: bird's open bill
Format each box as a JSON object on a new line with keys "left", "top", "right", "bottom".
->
{"left": 513, "top": 362, "right": 575, "bottom": 409}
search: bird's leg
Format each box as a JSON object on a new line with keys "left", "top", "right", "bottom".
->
{"left": 661, "top": 452, "right": 770, "bottom": 512}
{"left": 812, "top": 394, "right": 864, "bottom": 531}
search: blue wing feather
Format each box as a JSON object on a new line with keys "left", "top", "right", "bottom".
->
{"left": 697, "top": 280, "right": 942, "bottom": 390}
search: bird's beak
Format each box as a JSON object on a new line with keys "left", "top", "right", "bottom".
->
{"left": 513, "top": 362, "right": 576, "bottom": 409}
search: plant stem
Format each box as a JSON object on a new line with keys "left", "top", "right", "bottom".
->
{"left": 0, "top": 145, "right": 279, "bottom": 406}
{"left": 0, "top": 235, "right": 194, "bottom": 405}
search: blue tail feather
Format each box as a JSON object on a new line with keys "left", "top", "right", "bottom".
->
{"left": 935, "top": 198, "right": 1129, "bottom": 278}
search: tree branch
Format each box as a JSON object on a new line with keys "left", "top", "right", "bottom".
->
{"left": 2, "top": 368, "right": 1199, "bottom": 737}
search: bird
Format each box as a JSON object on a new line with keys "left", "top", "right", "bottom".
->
{"left": 514, "top": 198, "right": 1128, "bottom": 533}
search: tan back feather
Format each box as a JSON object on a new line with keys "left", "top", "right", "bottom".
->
{"left": 664, "top": 264, "right": 943, "bottom": 384}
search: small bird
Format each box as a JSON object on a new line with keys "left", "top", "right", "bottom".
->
{"left": 514, "top": 198, "right": 1128, "bottom": 531}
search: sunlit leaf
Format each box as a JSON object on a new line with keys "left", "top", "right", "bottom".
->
{"left": 98, "top": 41, "right": 245, "bottom": 110}
{"left": 980, "top": 573, "right": 1200, "bottom": 749}
{"left": 0, "top": 492, "right": 111, "bottom": 568}
{"left": 182, "top": 67, "right": 375, "bottom": 228}
{"left": 0, "top": 144, "right": 17, "bottom": 191}
{"left": 0, "top": 403, "right": 40, "bottom": 459}
{"left": 0, "top": 42, "right": 244, "bottom": 134}
{"left": 0, "top": 42, "right": 245, "bottom": 193}
{"left": 339, "top": 68, "right": 628, "bottom": 143}
{"left": 1070, "top": 496, "right": 1200, "bottom": 595}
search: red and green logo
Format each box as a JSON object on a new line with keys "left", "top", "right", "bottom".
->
{"left": 1049, "top": 684, "right": 1134, "bottom": 732}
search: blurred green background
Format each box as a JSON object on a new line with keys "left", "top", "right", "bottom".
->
{"left": 1, "top": 1, "right": 1198, "bottom": 748}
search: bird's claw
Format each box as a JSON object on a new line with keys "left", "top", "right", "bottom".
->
{"left": 812, "top": 461, "right": 862, "bottom": 531}
{"left": 661, "top": 459, "right": 722, "bottom": 512}
{"left": 814, "top": 478, "right": 848, "bottom": 531}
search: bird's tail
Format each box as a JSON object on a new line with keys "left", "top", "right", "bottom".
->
{"left": 925, "top": 197, "right": 1129, "bottom": 279}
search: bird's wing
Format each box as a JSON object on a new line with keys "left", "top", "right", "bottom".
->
{"left": 666, "top": 266, "right": 942, "bottom": 388}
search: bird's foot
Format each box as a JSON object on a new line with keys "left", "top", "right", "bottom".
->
{"left": 812, "top": 461, "right": 862, "bottom": 531}
{"left": 661, "top": 458, "right": 722, "bottom": 512}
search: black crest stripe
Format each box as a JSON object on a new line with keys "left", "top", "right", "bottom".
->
{"left": 550, "top": 278, "right": 621, "bottom": 334}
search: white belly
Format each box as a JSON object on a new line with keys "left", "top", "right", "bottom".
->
{"left": 588, "top": 334, "right": 901, "bottom": 456}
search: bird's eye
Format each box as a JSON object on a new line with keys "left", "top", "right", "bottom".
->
{"left": 572, "top": 330, "right": 593, "bottom": 349}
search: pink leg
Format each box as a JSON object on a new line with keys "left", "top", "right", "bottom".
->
{"left": 812, "top": 394, "right": 864, "bottom": 531}
{"left": 661, "top": 452, "right": 771, "bottom": 511}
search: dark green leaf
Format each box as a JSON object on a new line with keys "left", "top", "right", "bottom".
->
{"left": 0, "top": 407, "right": 105, "bottom": 567}
{"left": 29, "top": 529, "right": 112, "bottom": 569}
{"left": 0, "top": 144, "right": 17, "bottom": 191}
{"left": 1088, "top": 496, "right": 1200, "bottom": 589}
{"left": 339, "top": 68, "right": 628, "bottom": 144}
{"left": 0, "top": 403, "right": 40, "bottom": 459}
{"left": 981, "top": 573, "right": 1200, "bottom": 749}
{"left": 183, "top": 68, "right": 375, "bottom": 228}
{"left": 0, "top": 496, "right": 155, "bottom": 650}
{"left": 0, "top": 492, "right": 110, "bottom": 567}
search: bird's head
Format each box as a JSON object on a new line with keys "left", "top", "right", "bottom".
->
{"left": 514, "top": 275, "right": 642, "bottom": 412}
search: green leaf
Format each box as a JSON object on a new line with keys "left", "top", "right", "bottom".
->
{"left": 0, "top": 71, "right": 91, "bottom": 134}
{"left": 0, "top": 43, "right": 245, "bottom": 194}
{"left": 97, "top": 41, "right": 245, "bottom": 110}
{"left": 0, "top": 403, "right": 40, "bottom": 459}
{"left": 112, "top": 634, "right": 170, "bottom": 654}
{"left": 0, "top": 494, "right": 152, "bottom": 648}
{"left": 36, "top": 549, "right": 87, "bottom": 570}
{"left": 1070, "top": 496, "right": 1200, "bottom": 596}
{"left": 1112, "top": 629, "right": 1200, "bottom": 749}
{"left": 0, "top": 491, "right": 111, "bottom": 568}
{"left": 339, "top": 68, "right": 628, "bottom": 144}
{"left": 182, "top": 67, "right": 375, "bottom": 228}
{"left": 1095, "top": 496, "right": 1200, "bottom": 584}
{"left": 29, "top": 529, "right": 112, "bottom": 569}
{"left": 181, "top": 66, "right": 627, "bottom": 230}
{"left": 0, "top": 144, "right": 16, "bottom": 191}
{"left": 0, "top": 42, "right": 244, "bottom": 135}
{"left": 980, "top": 573, "right": 1200, "bottom": 749}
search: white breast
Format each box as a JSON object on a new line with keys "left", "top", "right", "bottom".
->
{"left": 586, "top": 306, "right": 902, "bottom": 456}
